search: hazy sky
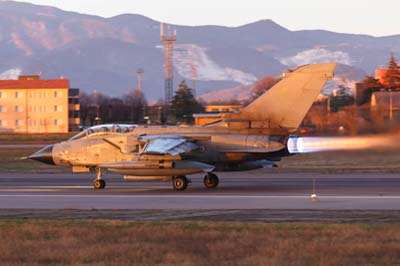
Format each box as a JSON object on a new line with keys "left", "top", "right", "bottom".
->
{"left": 16, "top": 0, "right": 400, "bottom": 37}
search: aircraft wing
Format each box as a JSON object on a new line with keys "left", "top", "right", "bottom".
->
{"left": 140, "top": 136, "right": 198, "bottom": 156}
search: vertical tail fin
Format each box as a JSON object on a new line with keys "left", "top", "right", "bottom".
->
{"left": 221, "top": 63, "right": 336, "bottom": 132}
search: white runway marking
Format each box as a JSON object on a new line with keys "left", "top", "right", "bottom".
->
{"left": 0, "top": 186, "right": 172, "bottom": 192}
{"left": 0, "top": 186, "right": 92, "bottom": 191}
{"left": 0, "top": 194, "right": 399, "bottom": 199}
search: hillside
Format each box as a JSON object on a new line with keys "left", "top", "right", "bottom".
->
{"left": 0, "top": 1, "right": 397, "bottom": 100}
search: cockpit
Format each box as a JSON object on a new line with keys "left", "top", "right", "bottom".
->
{"left": 69, "top": 124, "right": 137, "bottom": 141}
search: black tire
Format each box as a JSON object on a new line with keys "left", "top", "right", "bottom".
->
{"left": 93, "top": 179, "right": 105, "bottom": 189}
{"left": 172, "top": 176, "right": 188, "bottom": 191}
{"left": 100, "top": 179, "right": 106, "bottom": 189}
{"left": 204, "top": 173, "right": 219, "bottom": 189}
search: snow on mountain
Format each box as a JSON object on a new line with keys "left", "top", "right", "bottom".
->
{"left": 173, "top": 44, "right": 258, "bottom": 85}
{"left": 0, "top": 68, "right": 22, "bottom": 80}
{"left": 199, "top": 63, "right": 368, "bottom": 103}
{"left": 279, "top": 48, "right": 354, "bottom": 66}
{"left": 198, "top": 84, "right": 253, "bottom": 103}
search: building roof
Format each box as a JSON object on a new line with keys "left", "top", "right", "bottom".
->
{"left": 0, "top": 79, "right": 69, "bottom": 89}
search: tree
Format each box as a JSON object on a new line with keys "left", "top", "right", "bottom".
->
{"left": 383, "top": 54, "right": 400, "bottom": 90}
{"left": 357, "top": 75, "right": 383, "bottom": 105}
{"left": 100, "top": 97, "right": 124, "bottom": 124}
{"left": 79, "top": 91, "right": 109, "bottom": 126}
{"left": 169, "top": 80, "right": 204, "bottom": 123}
{"left": 123, "top": 89, "right": 147, "bottom": 124}
{"left": 328, "top": 86, "right": 355, "bottom": 112}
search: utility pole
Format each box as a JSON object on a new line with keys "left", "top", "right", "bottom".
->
{"left": 137, "top": 68, "right": 144, "bottom": 96}
{"left": 191, "top": 62, "right": 197, "bottom": 97}
{"left": 389, "top": 89, "right": 393, "bottom": 120}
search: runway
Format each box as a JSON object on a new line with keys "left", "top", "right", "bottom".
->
{"left": 1, "top": 170, "right": 400, "bottom": 210}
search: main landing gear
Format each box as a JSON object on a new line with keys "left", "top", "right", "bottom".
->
{"left": 172, "top": 175, "right": 189, "bottom": 191}
{"left": 203, "top": 173, "right": 219, "bottom": 189}
{"left": 93, "top": 167, "right": 106, "bottom": 189}
{"left": 171, "top": 173, "right": 220, "bottom": 191}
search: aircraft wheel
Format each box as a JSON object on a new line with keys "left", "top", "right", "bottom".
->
{"left": 204, "top": 173, "right": 219, "bottom": 189}
{"left": 93, "top": 179, "right": 106, "bottom": 189}
{"left": 172, "top": 176, "right": 188, "bottom": 191}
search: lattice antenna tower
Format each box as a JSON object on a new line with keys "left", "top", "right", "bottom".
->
{"left": 160, "top": 23, "right": 176, "bottom": 103}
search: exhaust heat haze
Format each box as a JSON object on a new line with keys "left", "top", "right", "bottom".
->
{"left": 288, "top": 135, "right": 400, "bottom": 154}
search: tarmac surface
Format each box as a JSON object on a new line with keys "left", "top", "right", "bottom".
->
{"left": 0, "top": 170, "right": 400, "bottom": 212}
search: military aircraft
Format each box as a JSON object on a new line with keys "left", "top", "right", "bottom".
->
{"left": 29, "top": 63, "right": 336, "bottom": 191}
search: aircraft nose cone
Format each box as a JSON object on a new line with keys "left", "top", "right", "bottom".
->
{"left": 28, "top": 144, "right": 55, "bottom": 165}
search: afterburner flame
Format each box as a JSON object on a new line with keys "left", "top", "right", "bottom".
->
{"left": 288, "top": 135, "right": 400, "bottom": 154}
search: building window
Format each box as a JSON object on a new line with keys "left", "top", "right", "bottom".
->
{"left": 0, "top": 92, "right": 6, "bottom": 98}
{"left": 54, "top": 91, "right": 63, "bottom": 98}
{"left": 0, "top": 106, "right": 6, "bottom": 112}
{"left": 15, "top": 120, "right": 23, "bottom": 126}
{"left": 54, "top": 105, "right": 63, "bottom": 112}
{"left": 54, "top": 119, "right": 63, "bottom": 126}
{"left": 15, "top": 92, "right": 22, "bottom": 98}
{"left": 0, "top": 120, "right": 3, "bottom": 126}
{"left": 15, "top": 106, "right": 23, "bottom": 112}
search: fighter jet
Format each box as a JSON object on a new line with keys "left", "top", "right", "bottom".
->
{"left": 29, "top": 63, "right": 336, "bottom": 191}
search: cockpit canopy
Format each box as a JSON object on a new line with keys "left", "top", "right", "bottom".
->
{"left": 69, "top": 124, "right": 137, "bottom": 141}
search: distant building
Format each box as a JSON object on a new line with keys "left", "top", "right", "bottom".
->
{"left": 371, "top": 91, "right": 400, "bottom": 120}
{"left": 205, "top": 104, "right": 243, "bottom": 113}
{"left": 144, "top": 103, "right": 165, "bottom": 124}
{"left": 375, "top": 68, "right": 387, "bottom": 84}
{"left": 194, "top": 104, "right": 244, "bottom": 126}
{"left": 354, "top": 82, "right": 368, "bottom": 105}
{"left": 375, "top": 68, "right": 400, "bottom": 87}
{"left": 0, "top": 75, "right": 69, "bottom": 133}
{"left": 68, "top": 88, "right": 80, "bottom": 131}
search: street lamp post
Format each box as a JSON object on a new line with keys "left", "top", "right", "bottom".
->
{"left": 389, "top": 89, "right": 393, "bottom": 121}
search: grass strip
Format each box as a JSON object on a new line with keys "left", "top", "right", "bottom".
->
{"left": 0, "top": 220, "right": 399, "bottom": 266}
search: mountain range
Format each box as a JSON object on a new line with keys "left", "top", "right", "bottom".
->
{"left": 0, "top": 1, "right": 398, "bottom": 101}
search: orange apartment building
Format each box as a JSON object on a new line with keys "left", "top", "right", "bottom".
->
{"left": 375, "top": 68, "right": 400, "bottom": 86}
{"left": 0, "top": 75, "right": 70, "bottom": 133}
